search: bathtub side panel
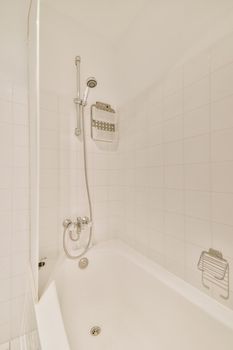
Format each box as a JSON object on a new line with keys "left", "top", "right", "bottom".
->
{"left": 35, "top": 282, "right": 70, "bottom": 350}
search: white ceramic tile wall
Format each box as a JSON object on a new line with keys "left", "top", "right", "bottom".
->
{"left": 0, "top": 79, "right": 31, "bottom": 343}
{"left": 39, "top": 5, "right": 122, "bottom": 289}
{"left": 118, "top": 30, "right": 233, "bottom": 309}
{"left": 39, "top": 89, "right": 122, "bottom": 287}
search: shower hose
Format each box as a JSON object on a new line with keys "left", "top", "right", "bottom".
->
{"left": 63, "top": 104, "right": 93, "bottom": 259}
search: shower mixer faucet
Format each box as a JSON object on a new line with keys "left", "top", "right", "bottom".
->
{"left": 63, "top": 217, "right": 91, "bottom": 242}
{"left": 76, "top": 216, "right": 91, "bottom": 232}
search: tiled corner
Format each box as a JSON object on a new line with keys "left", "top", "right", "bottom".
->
{"left": 118, "top": 30, "right": 233, "bottom": 310}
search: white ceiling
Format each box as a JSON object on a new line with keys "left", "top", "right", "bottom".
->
{"left": 41, "top": 0, "right": 233, "bottom": 102}
{"left": 42, "top": 0, "right": 151, "bottom": 43}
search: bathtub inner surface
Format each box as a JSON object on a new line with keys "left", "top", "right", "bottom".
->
{"left": 45, "top": 241, "right": 233, "bottom": 350}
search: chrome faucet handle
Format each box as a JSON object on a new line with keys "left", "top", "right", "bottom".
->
{"left": 63, "top": 218, "right": 72, "bottom": 228}
{"left": 76, "top": 217, "right": 82, "bottom": 233}
{"left": 81, "top": 216, "right": 90, "bottom": 225}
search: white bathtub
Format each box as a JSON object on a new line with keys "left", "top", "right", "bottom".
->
{"left": 36, "top": 240, "right": 233, "bottom": 350}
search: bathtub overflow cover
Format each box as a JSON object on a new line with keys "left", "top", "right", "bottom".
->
{"left": 79, "top": 257, "right": 89, "bottom": 269}
{"left": 90, "top": 326, "right": 101, "bottom": 336}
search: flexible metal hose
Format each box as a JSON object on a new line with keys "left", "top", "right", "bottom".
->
{"left": 63, "top": 104, "right": 93, "bottom": 259}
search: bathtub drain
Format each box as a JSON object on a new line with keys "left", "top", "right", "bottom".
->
{"left": 90, "top": 326, "right": 101, "bottom": 336}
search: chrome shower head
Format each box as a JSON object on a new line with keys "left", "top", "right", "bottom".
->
{"left": 83, "top": 77, "right": 97, "bottom": 105}
{"left": 86, "top": 77, "right": 97, "bottom": 88}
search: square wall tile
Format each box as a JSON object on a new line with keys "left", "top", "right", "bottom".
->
{"left": 12, "top": 86, "right": 27, "bottom": 105}
{"left": 0, "top": 257, "right": 11, "bottom": 281}
{"left": 184, "top": 134, "right": 210, "bottom": 164}
{"left": 184, "top": 163, "right": 210, "bottom": 191}
{"left": 184, "top": 50, "right": 210, "bottom": 87}
{"left": 148, "top": 229, "right": 164, "bottom": 256}
{"left": 212, "top": 161, "right": 233, "bottom": 193}
{"left": 0, "top": 301, "right": 10, "bottom": 325}
{"left": 13, "top": 103, "right": 27, "bottom": 126}
{"left": 13, "top": 147, "right": 28, "bottom": 168}
{"left": 148, "top": 145, "right": 163, "bottom": 166}
{"left": 184, "top": 77, "right": 210, "bottom": 112}
{"left": 165, "top": 235, "right": 185, "bottom": 264}
{"left": 0, "top": 123, "right": 12, "bottom": 149}
{"left": 0, "top": 168, "right": 11, "bottom": 189}
{"left": 211, "top": 128, "right": 233, "bottom": 162}
{"left": 212, "top": 192, "right": 233, "bottom": 226}
{"left": 185, "top": 216, "right": 211, "bottom": 247}
{"left": 163, "top": 67, "right": 183, "bottom": 96}
{"left": 163, "top": 90, "right": 183, "bottom": 119}
{"left": 0, "top": 100, "right": 12, "bottom": 123}
{"left": 0, "top": 190, "right": 11, "bottom": 212}
{"left": 148, "top": 209, "right": 164, "bottom": 232}
{"left": 185, "top": 243, "right": 203, "bottom": 271}
{"left": 40, "top": 91, "right": 58, "bottom": 112}
{"left": 0, "top": 80, "right": 12, "bottom": 101}
{"left": 211, "top": 62, "right": 233, "bottom": 101}
{"left": 211, "top": 94, "right": 233, "bottom": 131}
{"left": 164, "top": 212, "right": 184, "bottom": 239}
{"left": 148, "top": 122, "right": 163, "bottom": 146}
{"left": 0, "top": 225, "right": 11, "bottom": 257}
{"left": 147, "top": 98, "right": 163, "bottom": 124}
{"left": 148, "top": 166, "right": 163, "bottom": 188}
{"left": 148, "top": 188, "right": 163, "bottom": 210}
{"left": 0, "top": 279, "right": 10, "bottom": 303}
{"left": 165, "top": 189, "right": 184, "bottom": 214}
{"left": 40, "top": 129, "right": 58, "bottom": 149}
{"left": 164, "top": 140, "right": 183, "bottom": 165}
{"left": 163, "top": 115, "right": 183, "bottom": 143}
{"left": 164, "top": 165, "right": 183, "bottom": 189}
{"left": 185, "top": 190, "right": 210, "bottom": 220}
{"left": 212, "top": 222, "right": 233, "bottom": 259}
{"left": 14, "top": 125, "right": 28, "bottom": 147}
{"left": 40, "top": 109, "right": 59, "bottom": 130}
{"left": 184, "top": 104, "right": 210, "bottom": 138}
{"left": 211, "top": 31, "right": 233, "bottom": 71}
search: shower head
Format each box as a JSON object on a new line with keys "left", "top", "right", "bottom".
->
{"left": 86, "top": 77, "right": 97, "bottom": 89}
{"left": 83, "top": 77, "right": 97, "bottom": 105}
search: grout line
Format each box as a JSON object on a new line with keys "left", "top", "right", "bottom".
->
{"left": 209, "top": 45, "right": 214, "bottom": 251}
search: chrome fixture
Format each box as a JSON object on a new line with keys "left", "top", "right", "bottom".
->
{"left": 63, "top": 218, "right": 72, "bottom": 228}
{"left": 63, "top": 217, "right": 91, "bottom": 243}
{"left": 74, "top": 56, "right": 82, "bottom": 136}
{"left": 198, "top": 248, "right": 229, "bottom": 299}
{"left": 90, "top": 326, "right": 101, "bottom": 336}
{"left": 83, "top": 77, "right": 98, "bottom": 106}
{"left": 63, "top": 56, "right": 95, "bottom": 260}
{"left": 73, "top": 56, "right": 97, "bottom": 136}
{"left": 79, "top": 257, "right": 89, "bottom": 269}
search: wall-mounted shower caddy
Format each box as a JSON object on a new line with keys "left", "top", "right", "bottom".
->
{"left": 198, "top": 248, "right": 229, "bottom": 299}
{"left": 91, "top": 101, "right": 117, "bottom": 142}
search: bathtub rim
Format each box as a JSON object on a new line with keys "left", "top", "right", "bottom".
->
{"left": 40, "top": 238, "right": 233, "bottom": 331}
